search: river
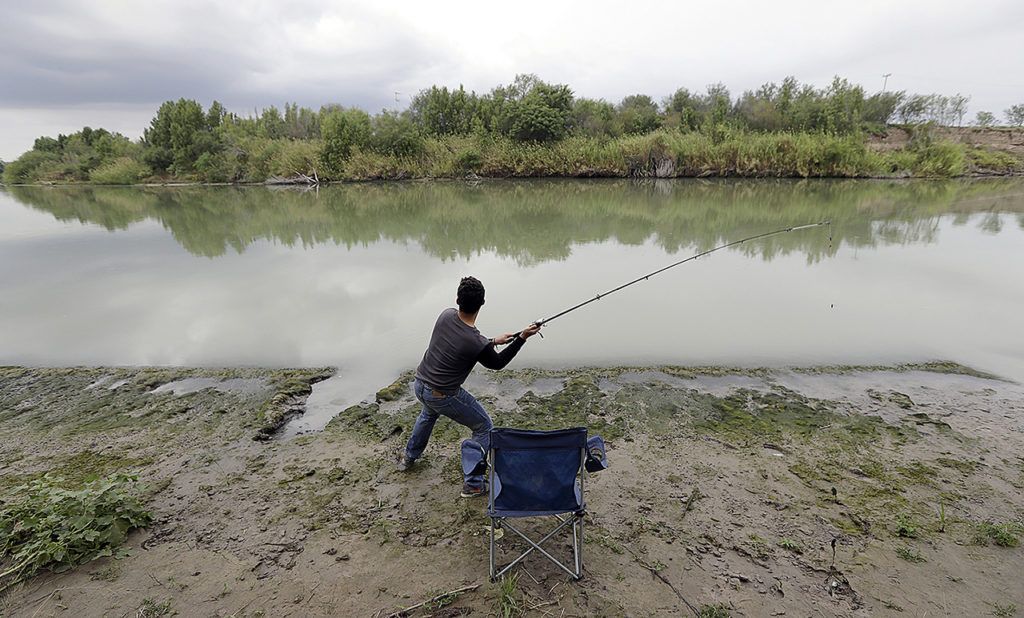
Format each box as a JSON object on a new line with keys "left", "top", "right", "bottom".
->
{"left": 2, "top": 179, "right": 1023, "bottom": 433}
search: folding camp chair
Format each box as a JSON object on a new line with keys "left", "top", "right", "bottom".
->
{"left": 487, "top": 427, "right": 587, "bottom": 581}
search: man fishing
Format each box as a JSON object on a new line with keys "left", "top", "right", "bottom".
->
{"left": 397, "top": 276, "right": 542, "bottom": 497}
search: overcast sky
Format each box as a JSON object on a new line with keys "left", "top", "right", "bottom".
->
{"left": 2, "top": 0, "right": 1022, "bottom": 160}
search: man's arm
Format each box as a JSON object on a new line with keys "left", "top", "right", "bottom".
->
{"left": 477, "top": 336, "right": 526, "bottom": 370}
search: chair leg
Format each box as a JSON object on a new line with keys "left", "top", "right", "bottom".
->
{"left": 572, "top": 516, "right": 581, "bottom": 579}
{"left": 578, "top": 513, "right": 585, "bottom": 578}
{"left": 489, "top": 518, "right": 497, "bottom": 581}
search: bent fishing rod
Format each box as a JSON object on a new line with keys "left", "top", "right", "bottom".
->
{"left": 506, "top": 220, "right": 830, "bottom": 339}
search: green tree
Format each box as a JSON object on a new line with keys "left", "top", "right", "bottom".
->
{"left": 371, "top": 111, "right": 425, "bottom": 157}
{"left": 897, "top": 94, "right": 930, "bottom": 124}
{"left": 409, "top": 85, "right": 480, "bottom": 136}
{"left": 283, "top": 103, "right": 320, "bottom": 139}
{"left": 863, "top": 91, "right": 904, "bottom": 125}
{"left": 664, "top": 88, "right": 701, "bottom": 130}
{"left": 736, "top": 84, "right": 785, "bottom": 131}
{"left": 821, "top": 77, "right": 865, "bottom": 133}
{"left": 1005, "top": 104, "right": 1024, "bottom": 127}
{"left": 505, "top": 82, "right": 574, "bottom": 142}
{"left": 617, "top": 94, "right": 661, "bottom": 134}
{"left": 701, "top": 83, "right": 733, "bottom": 126}
{"left": 949, "top": 94, "right": 970, "bottom": 127}
{"left": 320, "top": 107, "right": 372, "bottom": 176}
{"left": 572, "top": 98, "right": 618, "bottom": 137}
{"left": 206, "top": 101, "right": 226, "bottom": 130}
{"left": 32, "top": 136, "right": 61, "bottom": 153}
{"left": 143, "top": 99, "right": 214, "bottom": 174}
{"left": 259, "top": 106, "right": 286, "bottom": 139}
{"left": 975, "top": 111, "right": 996, "bottom": 127}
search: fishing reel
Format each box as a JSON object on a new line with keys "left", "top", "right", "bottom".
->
{"left": 497, "top": 320, "right": 545, "bottom": 345}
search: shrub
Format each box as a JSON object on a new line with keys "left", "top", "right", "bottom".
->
{"left": 0, "top": 474, "right": 152, "bottom": 590}
{"left": 912, "top": 141, "right": 966, "bottom": 177}
{"left": 454, "top": 148, "right": 483, "bottom": 173}
{"left": 269, "top": 139, "right": 322, "bottom": 178}
{"left": 320, "top": 108, "right": 372, "bottom": 178}
{"left": 194, "top": 151, "right": 236, "bottom": 183}
{"left": 371, "top": 111, "right": 425, "bottom": 158}
{"left": 89, "top": 157, "right": 150, "bottom": 184}
{"left": 2, "top": 150, "right": 60, "bottom": 184}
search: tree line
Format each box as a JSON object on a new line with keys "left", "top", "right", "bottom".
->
{"left": 4, "top": 74, "right": 1024, "bottom": 185}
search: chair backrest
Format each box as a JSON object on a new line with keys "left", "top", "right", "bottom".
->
{"left": 489, "top": 427, "right": 587, "bottom": 516}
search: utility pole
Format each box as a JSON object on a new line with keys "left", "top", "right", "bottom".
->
{"left": 882, "top": 73, "right": 892, "bottom": 93}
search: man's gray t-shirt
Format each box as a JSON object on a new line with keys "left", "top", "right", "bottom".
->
{"left": 415, "top": 308, "right": 491, "bottom": 392}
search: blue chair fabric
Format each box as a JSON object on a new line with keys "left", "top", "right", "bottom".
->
{"left": 488, "top": 427, "right": 586, "bottom": 517}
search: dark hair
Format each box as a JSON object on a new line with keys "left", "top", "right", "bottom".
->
{"left": 457, "top": 276, "right": 485, "bottom": 314}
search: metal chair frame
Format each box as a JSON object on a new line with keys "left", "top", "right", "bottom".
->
{"left": 487, "top": 445, "right": 586, "bottom": 581}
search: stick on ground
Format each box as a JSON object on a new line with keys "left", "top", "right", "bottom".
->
{"left": 384, "top": 584, "right": 480, "bottom": 618}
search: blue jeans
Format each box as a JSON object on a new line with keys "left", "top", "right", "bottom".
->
{"left": 406, "top": 379, "right": 492, "bottom": 487}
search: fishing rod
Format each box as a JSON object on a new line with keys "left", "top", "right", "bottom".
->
{"left": 518, "top": 220, "right": 831, "bottom": 334}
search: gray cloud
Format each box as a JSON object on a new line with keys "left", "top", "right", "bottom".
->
{"left": 0, "top": 0, "right": 441, "bottom": 110}
{"left": 1, "top": 0, "right": 1023, "bottom": 160}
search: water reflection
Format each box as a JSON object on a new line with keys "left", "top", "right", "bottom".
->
{"left": 2, "top": 179, "right": 1023, "bottom": 432}
{"left": 6, "top": 178, "right": 1024, "bottom": 263}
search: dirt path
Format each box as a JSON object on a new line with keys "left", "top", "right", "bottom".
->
{"left": 1, "top": 364, "right": 1022, "bottom": 617}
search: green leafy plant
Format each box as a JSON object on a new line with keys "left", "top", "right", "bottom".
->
{"left": 895, "top": 515, "right": 919, "bottom": 538}
{"left": 0, "top": 473, "right": 152, "bottom": 590}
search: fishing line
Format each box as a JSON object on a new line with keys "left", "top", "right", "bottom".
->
{"left": 525, "top": 220, "right": 832, "bottom": 331}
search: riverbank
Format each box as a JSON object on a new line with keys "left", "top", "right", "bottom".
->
{"left": 4, "top": 127, "right": 1023, "bottom": 187}
{"left": 1, "top": 364, "right": 1022, "bottom": 616}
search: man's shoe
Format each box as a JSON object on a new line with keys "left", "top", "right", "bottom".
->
{"left": 396, "top": 451, "right": 414, "bottom": 472}
{"left": 460, "top": 483, "right": 488, "bottom": 498}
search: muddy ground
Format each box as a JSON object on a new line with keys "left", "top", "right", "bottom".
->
{"left": 0, "top": 363, "right": 1022, "bottom": 617}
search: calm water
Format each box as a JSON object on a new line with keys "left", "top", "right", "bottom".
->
{"left": 2, "top": 179, "right": 1023, "bottom": 432}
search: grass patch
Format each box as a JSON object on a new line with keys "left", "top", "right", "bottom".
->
{"left": 936, "top": 457, "right": 978, "bottom": 474}
{"left": 495, "top": 573, "right": 524, "bottom": 618}
{"left": 746, "top": 534, "right": 773, "bottom": 560}
{"left": 966, "top": 147, "right": 1022, "bottom": 174}
{"left": 896, "top": 461, "right": 939, "bottom": 486}
{"left": 990, "top": 602, "right": 1018, "bottom": 617}
{"left": 972, "top": 522, "right": 1023, "bottom": 548}
{"left": 777, "top": 538, "right": 803, "bottom": 554}
{"left": 136, "top": 598, "right": 174, "bottom": 618}
{"left": 895, "top": 545, "right": 926, "bottom": 563}
{"left": 699, "top": 604, "right": 731, "bottom": 618}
